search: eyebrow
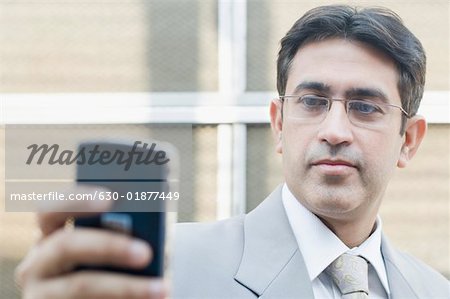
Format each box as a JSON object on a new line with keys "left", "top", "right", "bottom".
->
{"left": 292, "top": 82, "right": 390, "bottom": 104}
{"left": 345, "top": 88, "right": 389, "bottom": 103}
{"left": 292, "top": 81, "right": 331, "bottom": 94}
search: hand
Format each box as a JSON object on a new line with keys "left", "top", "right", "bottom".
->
{"left": 16, "top": 204, "right": 166, "bottom": 299}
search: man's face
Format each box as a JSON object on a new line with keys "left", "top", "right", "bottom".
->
{"left": 274, "top": 38, "right": 407, "bottom": 223}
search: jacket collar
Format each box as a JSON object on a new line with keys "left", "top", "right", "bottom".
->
{"left": 381, "top": 234, "right": 421, "bottom": 299}
{"left": 234, "top": 185, "right": 314, "bottom": 298}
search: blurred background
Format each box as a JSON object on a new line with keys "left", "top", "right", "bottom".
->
{"left": 0, "top": 0, "right": 449, "bottom": 298}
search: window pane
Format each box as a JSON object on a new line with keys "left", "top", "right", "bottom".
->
{"left": 0, "top": 0, "right": 218, "bottom": 93}
{"left": 246, "top": 124, "right": 283, "bottom": 212}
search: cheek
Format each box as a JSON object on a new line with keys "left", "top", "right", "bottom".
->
{"left": 281, "top": 126, "right": 310, "bottom": 174}
{"left": 282, "top": 138, "right": 301, "bottom": 171}
{"left": 361, "top": 133, "right": 401, "bottom": 180}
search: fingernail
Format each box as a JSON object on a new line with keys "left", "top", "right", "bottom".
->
{"left": 128, "top": 240, "right": 150, "bottom": 264}
{"left": 148, "top": 280, "right": 164, "bottom": 297}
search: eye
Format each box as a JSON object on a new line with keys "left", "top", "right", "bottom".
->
{"left": 348, "top": 100, "right": 384, "bottom": 115}
{"left": 300, "top": 95, "right": 328, "bottom": 109}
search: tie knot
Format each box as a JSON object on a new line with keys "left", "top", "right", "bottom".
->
{"left": 325, "top": 253, "right": 369, "bottom": 298}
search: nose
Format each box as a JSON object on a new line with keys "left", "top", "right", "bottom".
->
{"left": 316, "top": 101, "right": 354, "bottom": 146}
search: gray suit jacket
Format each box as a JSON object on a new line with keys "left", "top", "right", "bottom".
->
{"left": 172, "top": 185, "right": 449, "bottom": 298}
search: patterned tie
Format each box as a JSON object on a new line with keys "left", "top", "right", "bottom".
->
{"left": 325, "top": 253, "right": 369, "bottom": 299}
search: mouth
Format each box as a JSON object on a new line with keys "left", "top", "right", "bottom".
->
{"left": 311, "top": 159, "right": 358, "bottom": 176}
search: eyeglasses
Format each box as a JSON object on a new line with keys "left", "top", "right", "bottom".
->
{"left": 279, "top": 94, "right": 409, "bottom": 130}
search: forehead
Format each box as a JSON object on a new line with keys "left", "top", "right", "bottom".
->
{"left": 286, "top": 38, "right": 401, "bottom": 102}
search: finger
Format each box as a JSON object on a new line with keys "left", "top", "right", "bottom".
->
{"left": 16, "top": 243, "right": 40, "bottom": 287}
{"left": 23, "top": 274, "right": 165, "bottom": 299}
{"left": 38, "top": 193, "right": 112, "bottom": 237}
{"left": 21, "top": 229, "right": 152, "bottom": 282}
{"left": 38, "top": 212, "right": 77, "bottom": 238}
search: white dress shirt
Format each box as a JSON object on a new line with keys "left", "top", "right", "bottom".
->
{"left": 282, "top": 184, "right": 390, "bottom": 299}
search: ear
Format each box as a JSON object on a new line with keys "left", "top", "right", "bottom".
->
{"left": 397, "top": 115, "right": 427, "bottom": 168}
{"left": 270, "top": 99, "right": 283, "bottom": 154}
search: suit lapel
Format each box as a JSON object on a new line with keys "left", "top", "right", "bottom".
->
{"left": 381, "top": 234, "right": 419, "bottom": 299}
{"left": 234, "top": 185, "right": 314, "bottom": 298}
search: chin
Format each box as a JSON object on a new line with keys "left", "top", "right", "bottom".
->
{"left": 307, "top": 192, "right": 363, "bottom": 217}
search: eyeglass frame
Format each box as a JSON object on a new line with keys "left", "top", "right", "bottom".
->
{"left": 278, "top": 94, "right": 410, "bottom": 126}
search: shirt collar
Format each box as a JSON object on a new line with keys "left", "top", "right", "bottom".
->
{"left": 348, "top": 218, "right": 390, "bottom": 296}
{"left": 281, "top": 183, "right": 390, "bottom": 295}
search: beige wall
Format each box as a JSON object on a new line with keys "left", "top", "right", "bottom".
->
{"left": 1, "top": 1, "right": 448, "bottom": 93}
{"left": 0, "top": 1, "right": 218, "bottom": 93}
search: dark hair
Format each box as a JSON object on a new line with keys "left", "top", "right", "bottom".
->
{"left": 277, "top": 5, "right": 426, "bottom": 133}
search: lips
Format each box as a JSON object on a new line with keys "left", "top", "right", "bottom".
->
{"left": 311, "top": 159, "right": 358, "bottom": 175}
{"left": 311, "top": 159, "right": 356, "bottom": 168}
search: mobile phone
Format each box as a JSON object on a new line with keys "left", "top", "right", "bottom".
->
{"left": 74, "top": 141, "right": 171, "bottom": 277}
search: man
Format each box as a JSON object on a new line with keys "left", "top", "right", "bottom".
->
{"left": 16, "top": 5, "right": 449, "bottom": 299}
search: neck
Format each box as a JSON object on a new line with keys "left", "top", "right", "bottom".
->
{"left": 319, "top": 215, "right": 377, "bottom": 248}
